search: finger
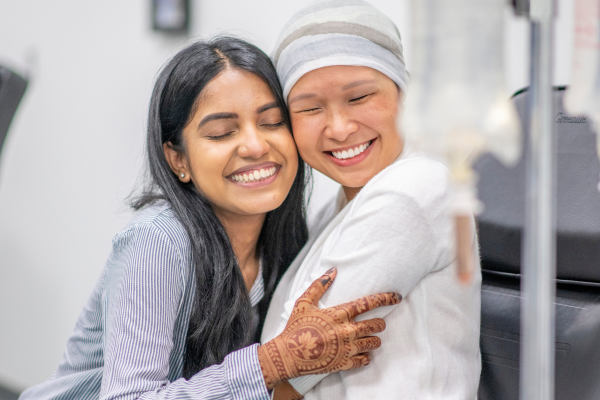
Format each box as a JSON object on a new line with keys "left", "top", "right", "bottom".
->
{"left": 351, "top": 336, "right": 382, "bottom": 355}
{"left": 297, "top": 268, "right": 337, "bottom": 306}
{"left": 333, "top": 292, "right": 402, "bottom": 319}
{"left": 341, "top": 353, "right": 371, "bottom": 370}
{"left": 353, "top": 318, "right": 386, "bottom": 338}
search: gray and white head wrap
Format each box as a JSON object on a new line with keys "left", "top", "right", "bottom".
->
{"left": 272, "top": 0, "right": 409, "bottom": 102}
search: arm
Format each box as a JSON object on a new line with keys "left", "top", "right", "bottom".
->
{"left": 100, "top": 223, "right": 399, "bottom": 400}
{"left": 100, "top": 223, "right": 270, "bottom": 400}
{"left": 285, "top": 164, "right": 455, "bottom": 395}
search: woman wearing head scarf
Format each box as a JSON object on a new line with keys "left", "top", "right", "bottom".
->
{"left": 261, "top": 1, "right": 482, "bottom": 399}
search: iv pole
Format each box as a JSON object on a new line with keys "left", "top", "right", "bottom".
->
{"left": 519, "top": 0, "right": 557, "bottom": 399}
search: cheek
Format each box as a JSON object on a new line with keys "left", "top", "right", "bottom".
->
{"left": 188, "top": 142, "right": 232, "bottom": 194}
{"left": 361, "top": 98, "right": 398, "bottom": 136}
{"left": 291, "top": 116, "right": 322, "bottom": 162}
{"left": 274, "top": 131, "right": 299, "bottom": 171}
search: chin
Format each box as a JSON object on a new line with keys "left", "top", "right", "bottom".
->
{"left": 242, "top": 196, "right": 286, "bottom": 215}
{"left": 335, "top": 173, "right": 373, "bottom": 189}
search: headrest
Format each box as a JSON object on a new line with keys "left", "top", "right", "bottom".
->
{"left": 475, "top": 87, "right": 600, "bottom": 283}
{"left": 0, "top": 65, "right": 28, "bottom": 157}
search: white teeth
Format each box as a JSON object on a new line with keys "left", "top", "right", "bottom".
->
{"left": 331, "top": 140, "right": 372, "bottom": 160}
{"left": 233, "top": 166, "right": 277, "bottom": 183}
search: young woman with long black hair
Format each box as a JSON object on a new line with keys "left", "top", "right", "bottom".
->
{"left": 19, "top": 37, "right": 399, "bottom": 400}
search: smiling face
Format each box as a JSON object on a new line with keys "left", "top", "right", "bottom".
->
{"left": 288, "top": 66, "right": 404, "bottom": 199}
{"left": 164, "top": 67, "right": 299, "bottom": 217}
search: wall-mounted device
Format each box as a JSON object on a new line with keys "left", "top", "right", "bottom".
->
{"left": 152, "top": 0, "right": 190, "bottom": 34}
{"left": 0, "top": 65, "right": 28, "bottom": 157}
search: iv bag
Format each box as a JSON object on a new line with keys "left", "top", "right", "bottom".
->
{"left": 404, "top": 0, "right": 521, "bottom": 194}
{"left": 402, "top": 0, "right": 521, "bottom": 281}
{"left": 564, "top": 0, "right": 600, "bottom": 159}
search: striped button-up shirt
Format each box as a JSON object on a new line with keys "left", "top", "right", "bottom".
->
{"left": 20, "top": 203, "right": 270, "bottom": 400}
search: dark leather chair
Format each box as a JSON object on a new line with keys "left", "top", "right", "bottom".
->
{"left": 0, "top": 65, "right": 28, "bottom": 156}
{"left": 475, "top": 86, "right": 600, "bottom": 400}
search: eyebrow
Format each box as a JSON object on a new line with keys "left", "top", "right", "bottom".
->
{"left": 288, "top": 93, "right": 317, "bottom": 105}
{"left": 256, "top": 101, "right": 279, "bottom": 114}
{"left": 341, "top": 80, "right": 377, "bottom": 91}
{"left": 198, "top": 112, "right": 238, "bottom": 128}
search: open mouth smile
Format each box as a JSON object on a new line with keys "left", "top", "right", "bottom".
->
{"left": 325, "top": 139, "right": 376, "bottom": 166}
{"left": 227, "top": 162, "right": 280, "bottom": 187}
{"left": 330, "top": 140, "right": 373, "bottom": 160}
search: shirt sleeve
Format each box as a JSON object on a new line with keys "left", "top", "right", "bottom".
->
{"left": 100, "top": 222, "right": 270, "bottom": 400}
{"left": 285, "top": 161, "right": 456, "bottom": 395}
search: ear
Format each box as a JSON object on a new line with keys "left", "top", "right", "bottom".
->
{"left": 163, "top": 142, "right": 191, "bottom": 183}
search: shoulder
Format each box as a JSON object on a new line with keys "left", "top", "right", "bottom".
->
{"left": 112, "top": 201, "right": 191, "bottom": 264}
{"left": 355, "top": 153, "right": 451, "bottom": 212}
{"left": 307, "top": 193, "right": 341, "bottom": 237}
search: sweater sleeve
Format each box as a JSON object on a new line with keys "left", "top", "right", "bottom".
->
{"left": 100, "top": 223, "right": 269, "bottom": 400}
{"left": 285, "top": 160, "right": 456, "bottom": 395}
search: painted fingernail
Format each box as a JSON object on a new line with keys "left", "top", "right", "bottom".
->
{"left": 325, "top": 267, "right": 336, "bottom": 274}
{"left": 393, "top": 293, "right": 402, "bottom": 303}
{"left": 320, "top": 277, "right": 331, "bottom": 286}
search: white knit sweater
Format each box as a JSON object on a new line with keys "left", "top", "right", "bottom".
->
{"left": 261, "top": 149, "right": 481, "bottom": 400}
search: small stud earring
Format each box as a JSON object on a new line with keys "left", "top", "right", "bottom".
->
{"left": 180, "top": 173, "right": 185, "bottom": 178}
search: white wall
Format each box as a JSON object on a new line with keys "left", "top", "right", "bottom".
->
{"left": 0, "top": 0, "right": 573, "bottom": 391}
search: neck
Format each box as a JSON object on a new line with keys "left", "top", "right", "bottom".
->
{"left": 212, "top": 207, "right": 266, "bottom": 290}
{"left": 342, "top": 140, "right": 405, "bottom": 202}
{"left": 342, "top": 186, "right": 362, "bottom": 202}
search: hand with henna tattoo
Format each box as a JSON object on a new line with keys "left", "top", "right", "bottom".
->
{"left": 257, "top": 267, "right": 402, "bottom": 390}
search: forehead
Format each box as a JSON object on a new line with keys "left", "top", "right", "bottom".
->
{"left": 292, "top": 66, "right": 381, "bottom": 91}
{"left": 288, "top": 66, "right": 396, "bottom": 105}
{"left": 196, "top": 68, "right": 275, "bottom": 111}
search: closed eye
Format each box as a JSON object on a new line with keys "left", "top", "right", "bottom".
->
{"left": 298, "top": 108, "right": 320, "bottom": 113}
{"left": 261, "top": 121, "right": 285, "bottom": 128}
{"left": 349, "top": 94, "right": 372, "bottom": 103}
{"left": 207, "top": 132, "right": 234, "bottom": 141}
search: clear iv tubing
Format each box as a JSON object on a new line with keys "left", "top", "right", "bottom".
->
{"left": 405, "top": 0, "right": 521, "bottom": 282}
{"left": 565, "top": 0, "right": 600, "bottom": 160}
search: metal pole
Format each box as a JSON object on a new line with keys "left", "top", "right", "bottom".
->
{"left": 520, "top": 0, "right": 556, "bottom": 399}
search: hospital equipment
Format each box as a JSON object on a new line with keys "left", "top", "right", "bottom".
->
{"left": 403, "top": 0, "right": 522, "bottom": 283}
{"left": 403, "top": 0, "right": 600, "bottom": 398}
{"left": 0, "top": 65, "right": 28, "bottom": 159}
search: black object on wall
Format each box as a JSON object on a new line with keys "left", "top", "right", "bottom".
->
{"left": 152, "top": 0, "right": 190, "bottom": 34}
{"left": 0, "top": 65, "right": 28, "bottom": 157}
{"left": 476, "top": 86, "right": 600, "bottom": 400}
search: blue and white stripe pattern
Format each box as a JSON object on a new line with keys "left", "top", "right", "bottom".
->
{"left": 19, "top": 202, "right": 269, "bottom": 400}
{"left": 271, "top": 0, "right": 409, "bottom": 101}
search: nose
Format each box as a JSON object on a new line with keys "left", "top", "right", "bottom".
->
{"left": 238, "top": 125, "right": 271, "bottom": 159}
{"left": 324, "top": 108, "right": 359, "bottom": 142}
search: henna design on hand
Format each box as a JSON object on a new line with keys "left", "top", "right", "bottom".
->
{"left": 258, "top": 268, "right": 402, "bottom": 389}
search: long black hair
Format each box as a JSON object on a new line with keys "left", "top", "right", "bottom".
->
{"left": 130, "top": 37, "right": 308, "bottom": 378}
